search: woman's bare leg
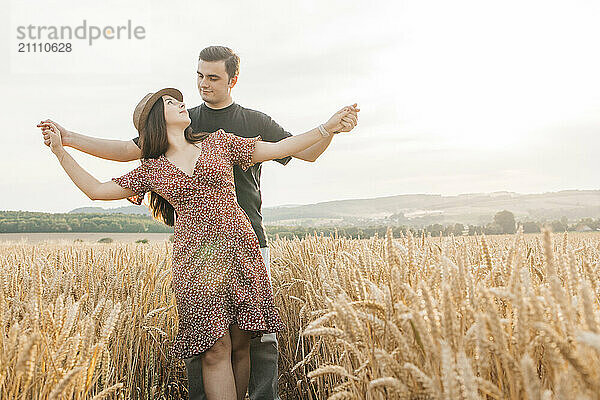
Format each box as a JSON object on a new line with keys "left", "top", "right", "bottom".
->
{"left": 229, "top": 324, "right": 252, "bottom": 400}
{"left": 200, "top": 332, "right": 237, "bottom": 400}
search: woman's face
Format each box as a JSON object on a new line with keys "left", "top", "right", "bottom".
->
{"left": 162, "top": 95, "right": 191, "bottom": 128}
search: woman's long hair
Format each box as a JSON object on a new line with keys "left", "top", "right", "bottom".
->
{"left": 139, "top": 99, "right": 209, "bottom": 226}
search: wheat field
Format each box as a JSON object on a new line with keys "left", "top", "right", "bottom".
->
{"left": 0, "top": 229, "right": 599, "bottom": 399}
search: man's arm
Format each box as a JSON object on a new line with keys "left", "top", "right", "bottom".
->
{"left": 259, "top": 116, "right": 334, "bottom": 163}
{"left": 38, "top": 119, "right": 142, "bottom": 162}
{"left": 292, "top": 135, "right": 335, "bottom": 162}
{"left": 258, "top": 105, "right": 358, "bottom": 163}
{"left": 42, "top": 122, "right": 142, "bottom": 201}
{"left": 66, "top": 131, "right": 142, "bottom": 162}
{"left": 294, "top": 105, "right": 358, "bottom": 161}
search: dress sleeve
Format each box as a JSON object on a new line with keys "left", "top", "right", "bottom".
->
{"left": 111, "top": 160, "right": 151, "bottom": 205}
{"left": 218, "top": 129, "right": 262, "bottom": 171}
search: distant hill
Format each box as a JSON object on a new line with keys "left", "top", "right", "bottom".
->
{"left": 262, "top": 190, "right": 600, "bottom": 226}
{"left": 67, "top": 190, "right": 600, "bottom": 227}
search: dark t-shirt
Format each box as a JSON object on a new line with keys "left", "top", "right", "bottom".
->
{"left": 132, "top": 102, "right": 293, "bottom": 247}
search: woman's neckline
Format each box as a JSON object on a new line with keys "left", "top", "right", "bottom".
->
{"left": 162, "top": 142, "right": 204, "bottom": 178}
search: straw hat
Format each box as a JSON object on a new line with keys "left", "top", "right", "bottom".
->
{"left": 133, "top": 88, "right": 183, "bottom": 132}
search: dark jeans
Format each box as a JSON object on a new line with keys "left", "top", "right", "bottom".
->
{"left": 184, "top": 247, "right": 281, "bottom": 400}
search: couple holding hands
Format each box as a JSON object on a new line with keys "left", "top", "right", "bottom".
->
{"left": 38, "top": 46, "right": 359, "bottom": 400}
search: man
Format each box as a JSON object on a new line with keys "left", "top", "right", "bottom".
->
{"left": 39, "top": 46, "right": 358, "bottom": 400}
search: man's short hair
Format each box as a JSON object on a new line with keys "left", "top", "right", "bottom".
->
{"left": 199, "top": 46, "right": 240, "bottom": 82}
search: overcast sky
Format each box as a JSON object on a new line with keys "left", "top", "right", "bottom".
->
{"left": 1, "top": 0, "right": 599, "bottom": 213}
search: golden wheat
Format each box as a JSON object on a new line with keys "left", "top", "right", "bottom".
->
{"left": 0, "top": 231, "right": 599, "bottom": 399}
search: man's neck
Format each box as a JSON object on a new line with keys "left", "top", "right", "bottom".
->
{"left": 204, "top": 97, "right": 234, "bottom": 110}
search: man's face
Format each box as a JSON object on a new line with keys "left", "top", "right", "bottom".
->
{"left": 196, "top": 60, "right": 236, "bottom": 105}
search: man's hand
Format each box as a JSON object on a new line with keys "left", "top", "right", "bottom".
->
{"left": 336, "top": 104, "right": 359, "bottom": 134}
{"left": 39, "top": 121, "right": 65, "bottom": 156}
{"left": 323, "top": 103, "right": 360, "bottom": 135}
{"left": 37, "top": 119, "right": 70, "bottom": 147}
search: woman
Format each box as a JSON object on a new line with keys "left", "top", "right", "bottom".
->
{"left": 40, "top": 87, "right": 358, "bottom": 400}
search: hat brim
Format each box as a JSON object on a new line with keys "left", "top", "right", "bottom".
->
{"left": 135, "top": 88, "right": 184, "bottom": 132}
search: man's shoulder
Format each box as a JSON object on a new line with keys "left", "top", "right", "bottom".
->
{"left": 235, "top": 104, "right": 272, "bottom": 121}
{"left": 187, "top": 104, "right": 203, "bottom": 115}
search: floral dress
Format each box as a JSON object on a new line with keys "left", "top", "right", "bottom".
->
{"left": 111, "top": 129, "right": 286, "bottom": 359}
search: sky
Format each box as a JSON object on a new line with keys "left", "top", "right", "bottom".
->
{"left": 1, "top": 0, "right": 599, "bottom": 213}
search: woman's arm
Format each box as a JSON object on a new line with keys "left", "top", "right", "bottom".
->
{"left": 42, "top": 122, "right": 140, "bottom": 201}
{"left": 252, "top": 104, "right": 359, "bottom": 164}
{"left": 292, "top": 104, "right": 359, "bottom": 162}
{"left": 54, "top": 149, "right": 139, "bottom": 200}
{"left": 38, "top": 119, "right": 142, "bottom": 162}
{"left": 252, "top": 127, "right": 329, "bottom": 164}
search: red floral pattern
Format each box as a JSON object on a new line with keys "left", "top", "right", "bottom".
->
{"left": 112, "top": 129, "right": 285, "bottom": 359}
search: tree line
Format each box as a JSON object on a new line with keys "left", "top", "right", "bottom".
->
{"left": 0, "top": 210, "right": 597, "bottom": 237}
{"left": 266, "top": 211, "right": 599, "bottom": 239}
{"left": 0, "top": 211, "right": 173, "bottom": 233}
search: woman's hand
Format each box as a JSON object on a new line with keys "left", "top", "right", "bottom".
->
{"left": 40, "top": 121, "right": 65, "bottom": 157}
{"left": 323, "top": 103, "right": 360, "bottom": 135}
{"left": 37, "top": 119, "right": 70, "bottom": 147}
